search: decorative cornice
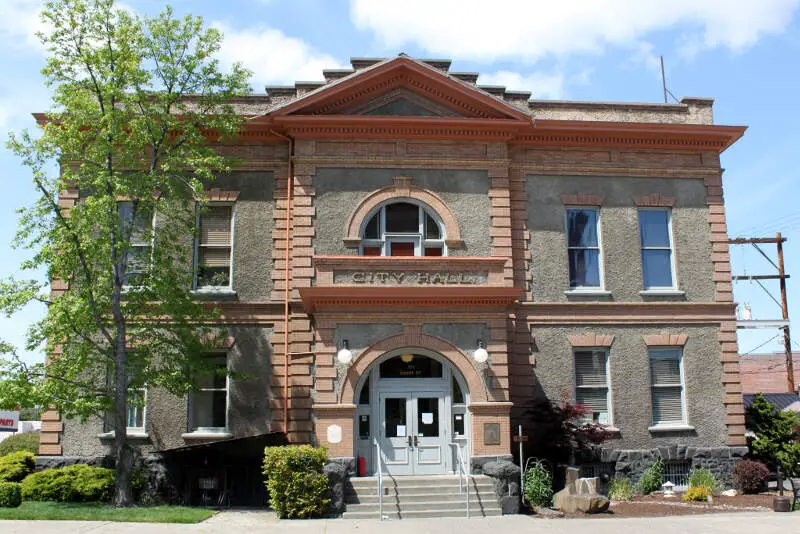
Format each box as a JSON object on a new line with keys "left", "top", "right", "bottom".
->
{"left": 518, "top": 302, "right": 737, "bottom": 324}
{"left": 299, "top": 287, "right": 523, "bottom": 314}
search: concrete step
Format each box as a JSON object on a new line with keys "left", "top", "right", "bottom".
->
{"left": 349, "top": 475, "right": 491, "bottom": 487}
{"left": 346, "top": 492, "right": 492, "bottom": 504}
{"left": 344, "top": 500, "right": 501, "bottom": 513}
{"left": 342, "top": 507, "right": 502, "bottom": 520}
{"left": 346, "top": 483, "right": 495, "bottom": 496}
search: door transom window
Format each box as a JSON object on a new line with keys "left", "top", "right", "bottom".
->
{"left": 360, "top": 201, "right": 446, "bottom": 257}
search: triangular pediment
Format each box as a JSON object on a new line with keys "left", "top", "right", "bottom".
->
{"left": 269, "top": 56, "right": 531, "bottom": 121}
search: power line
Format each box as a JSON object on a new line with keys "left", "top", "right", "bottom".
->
{"left": 741, "top": 334, "right": 780, "bottom": 356}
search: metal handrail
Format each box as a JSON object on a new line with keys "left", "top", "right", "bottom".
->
{"left": 374, "top": 439, "right": 385, "bottom": 520}
{"left": 449, "top": 442, "right": 470, "bottom": 518}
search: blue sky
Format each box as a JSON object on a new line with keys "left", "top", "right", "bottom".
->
{"left": 0, "top": 0, "right": 799, "bottom": 363}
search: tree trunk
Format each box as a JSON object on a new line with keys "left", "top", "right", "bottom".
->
{"left": 112, "top": 321, "right": 135, "bottom": 506}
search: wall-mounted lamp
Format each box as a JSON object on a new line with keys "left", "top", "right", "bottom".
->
{"left": 337, "top": 340, "right": 353, "bottom": 365}
{"left": 473, "top": 339, "right": 489, "bottom": 364}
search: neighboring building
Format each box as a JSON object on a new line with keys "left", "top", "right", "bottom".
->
{"left": 740, "top": 352, "right": 800, "bottom": 394}
{"left": 45, "top": 56, "right": 748, "bottom": 488}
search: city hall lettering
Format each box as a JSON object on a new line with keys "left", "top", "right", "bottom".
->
{"left": 349, "top": 271, "right": 480, "bottom": 285}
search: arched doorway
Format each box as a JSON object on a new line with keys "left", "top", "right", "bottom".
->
{"left": 354, "top": 348, "right": 469, "bottom": 476}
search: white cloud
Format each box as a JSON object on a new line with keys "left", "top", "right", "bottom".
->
{"left": 479, "top": 71, "right": 565, "bottom": 99}
{"left": 214, "top": 23, "right": 345, "bottom": 89}
{"left": 351, "top": 0, "right": 800, "bottom": 62}
{"left": 0, "top": 0, "right": 45, "bottom": 51}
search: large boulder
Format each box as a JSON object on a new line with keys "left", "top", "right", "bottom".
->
{"left": 552, "top": 467, "right": 609, "bottom": 514}
{"left": 323, "top": 461, "right": 349, "bottom": 516}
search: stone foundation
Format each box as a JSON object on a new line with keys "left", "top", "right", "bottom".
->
{"left": 593, "top": 446, "right": 748, "bottom": 488}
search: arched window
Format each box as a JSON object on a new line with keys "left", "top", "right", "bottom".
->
{"left": 360, "top": 201, "right": 446, "bottom": 257}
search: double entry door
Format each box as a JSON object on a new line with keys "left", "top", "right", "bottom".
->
{"left": 379, "top": 391, "right": 446, "bottom": 475}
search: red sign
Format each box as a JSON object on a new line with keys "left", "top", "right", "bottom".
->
{"left": 0, "top": 411, "right": 19, "bottom": 431}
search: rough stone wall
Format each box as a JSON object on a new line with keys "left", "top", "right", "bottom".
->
{"left": 526, "top": 175, "right": 714, "bottom": 302}
{"left": 314, "top": 167, "right": 491, "bottom": 257}
{"left": 211, "top": 171, "right": 275, "bottom": 301}
{"left": 522, "top": 325, "right": 728, "bottom": 450}
{"left": 61, "top": 326, "right": 274, "bottom": 457}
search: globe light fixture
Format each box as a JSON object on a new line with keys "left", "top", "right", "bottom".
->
{"left": 473, "top": 339, "right": 489, "bottom": 364}
{"left": 337, "top": 340, "right": 353, "bottom": 365}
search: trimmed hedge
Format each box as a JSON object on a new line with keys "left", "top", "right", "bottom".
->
{"left": 21, "top": 465, "right": 115, "bottom": 502}
{"left": 0, "top": 482, "right": 21, "bottom": 508}
{"left": 263, "top": 445, "right": 329, "bottom": 519}
{"left": 733, "top": 460, "right": 769, "bottom": 494}
{"left": 0, "top": 433, "right": 39, "bottom": 456}
{"left": 0, "top": 452, "right": 36, "bottom": 482}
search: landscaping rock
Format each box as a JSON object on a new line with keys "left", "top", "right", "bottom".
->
{"left": 324, "top": 461, "right": 349, "bottom": 516}
{"left": 481, "top": 459, "right": 520, "bottom": 514}
{"left": 534, "top": 506, "right": 565, "bottom": 518}
{"left": 552, "top": 467, "right": 610, "bottom": 514}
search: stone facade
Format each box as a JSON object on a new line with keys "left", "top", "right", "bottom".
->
{"left": 49, "top": 55, "right": 748, "bottom": 501}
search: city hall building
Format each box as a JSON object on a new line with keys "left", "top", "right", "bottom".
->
{"left": 46, "top": 56, "right": 748, "bottom": 490}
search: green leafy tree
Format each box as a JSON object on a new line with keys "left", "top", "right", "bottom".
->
{"left": 746, "top": 393, "right": 800, "bottom": 476}
{"left": 0, "top": 0, "right": 249, "bottom": 506}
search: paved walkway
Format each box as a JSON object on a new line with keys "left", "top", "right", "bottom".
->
{"left": 0, "top": 511, "right": 794, "bottom": 534}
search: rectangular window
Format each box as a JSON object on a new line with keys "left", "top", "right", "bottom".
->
{"left": 639, "top": 209, "right": 675, "bottom": 289}
{"left": 566, "top": 208, "right": 601, "bottom": 288}
{"left": 127, "top": 387, "right": 146, "bottom": 431}
{"left": 196, "top": 205, "right": 233, "bottom": 289}
{"left": 649, "top": 348, "right": 686, "bottom": 426}
{"left": 574, "top": 349, "right": 611, "bottom": 425}
{"left": 118, "top": 202, "right": 154, "bottom": 287}
{"left": 190, "top": 354, "right": 229, "bottom": 432}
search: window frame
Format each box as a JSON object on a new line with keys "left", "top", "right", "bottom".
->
{"left": 572, "top": 347, "right": 613, "bottom": 427}
{"left": 126, "top": 385, "right": 147, "bottom": 434}
{"left": 118, "top": 201, "right": 157, "bottom": 289}
{"left": 638, "top": 207, "right": 678, "bottom": 291}
{"left": 187, "top": 352, "right": 230, "bottom": 434}
{"left": 359, "top": 200, "right": 447, "bottom": 257}
{"left": 648, "top": 347, "right": 688, "bottom": 428}
{"left": 193, "top": 202, "right": 235, "bottom": 293}
{"left": 564, "top": 206, "right": 605, "bottom": 290}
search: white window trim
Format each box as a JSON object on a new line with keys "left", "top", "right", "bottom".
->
{"left": 187, "top": 352, "right": 230, "bottom": 434}
{"left": 564, "top": 206, "right": 606, "bottom": 291}
{"left": 573, "top": 347, "right": 614, "bottom": 427}
{"left": 126, "top": 385, "right": 147, "bottom": 434}
{"left": 648, "top": 347, "right": 689, "bottom": 428}
{"left": 638, "top": 207, "right": 679, "bottom": 291}
{"left": 119, "top": 201, "right": 157, "bottom": 290}
{"left": 193, "top": 202, "right": 235, "bottom": 293}
{"left": 359, "top": 200, "right": 447, "bottom": 257}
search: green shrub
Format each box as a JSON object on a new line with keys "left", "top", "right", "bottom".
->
{"left": 263, "top": 445, "right": 329, "bottom": 519}
{"left": 523, "top": 460, "right": 553, "bottom": 508}
{"left": 683, "top": 486, "right": 711, "bottom": 502}
{"left": 688, "top": 467, "right": 718, "bottom": 493}
{"left": 21, "top": 464, "right": 115, "bottom": 502}
{"left": 0, "top": 452, "right": 35, "bottom": 482}
{"left": 0, "top": 433, "right": 39, "bottom": 456}
{"left": 636, "top": 457, "right": 664, "bottom": 495}
{"left": 0, "top": 482, "right": 21, "bottom": 507}
{"left": 608, "top": 477, "right": 633, "bottom": 501}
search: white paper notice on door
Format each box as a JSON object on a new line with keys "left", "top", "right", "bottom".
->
{"left": 422, "top": 412, "right": 433, "bottom": 424}
{"left": 396, "top": 425, "right": 406, "bottom": 437}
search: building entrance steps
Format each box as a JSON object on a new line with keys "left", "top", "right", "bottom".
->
{"left": 342, "top": 474, "right": 502, "bottom": 519}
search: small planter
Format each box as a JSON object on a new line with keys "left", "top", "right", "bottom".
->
{"left": 773, "top": 495, "right": 792, "bottom": 512}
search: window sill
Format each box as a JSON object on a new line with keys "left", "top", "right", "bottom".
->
{"left": 192, "top": 288, "right": 236, "bottom": 296}
{"left": 640, "top": 289, "right": 685, "bottom": 296}
{"left": 97, "top": 431, "right": 150, "bottom": 440}
{"left": 182, "top": 431, "right": 232, "bottom": 441}
{"left": 564, "top": 289, "right": 612, "bottom": 296}
{"left": 648, "top": 424, "right": 694, "bottom": 433}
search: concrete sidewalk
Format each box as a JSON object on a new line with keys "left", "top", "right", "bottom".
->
{"left": 0, "top": 511, "right": 792, "bottom": 534}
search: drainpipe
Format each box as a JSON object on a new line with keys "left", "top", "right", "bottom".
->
{"left": 269, "top": 128, "right": 294, "bottom": 435}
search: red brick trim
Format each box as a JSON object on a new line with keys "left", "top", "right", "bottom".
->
{"left": 568, "top": 334, "right": 614, "bottom": 347}
{"left": 202, "top": 189, "right": 240, "bottom": 202}
{"left": 343, "top": 176, "right": 464, "bottom": 248}
{"left": 643, "top": 334, "right": 688, "bottom": 346}
{"left": 633, "top": 194, "right": 675, "bottom": 207}
{"left": 560, "top": 193, "right": 606, "bottom": 206}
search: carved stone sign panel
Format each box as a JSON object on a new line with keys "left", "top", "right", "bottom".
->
{"left": 333, "top": 271, "right": 488, "bottom": 285}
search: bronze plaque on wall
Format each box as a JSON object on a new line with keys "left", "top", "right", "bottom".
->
{"left": 484, "top": 423, "right": 500, "bottom": 446}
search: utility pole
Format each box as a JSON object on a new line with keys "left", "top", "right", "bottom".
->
{"left": 660, "top": 56, "right": 667, "bottom": 104}
{"left": 729, "top": 234, "right": 793, "bottom": 392}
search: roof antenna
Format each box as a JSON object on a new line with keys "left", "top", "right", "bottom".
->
{"left": 659, "top": 56, "right": 680, "bottom": 104}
